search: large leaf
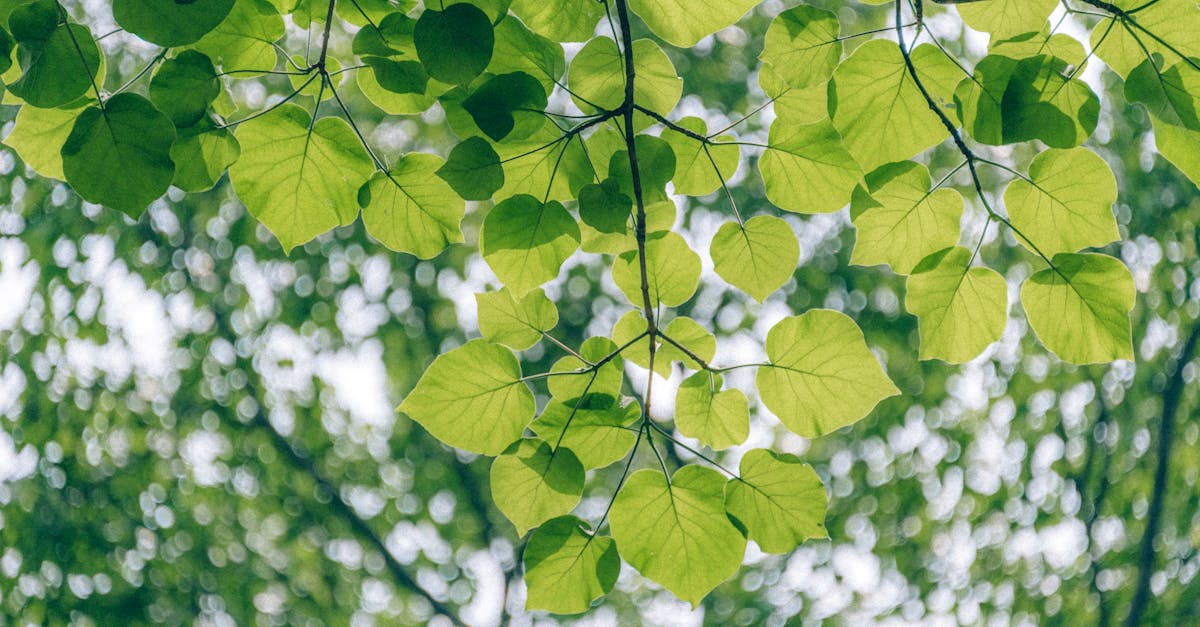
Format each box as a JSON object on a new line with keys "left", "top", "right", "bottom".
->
{"left": 480, "top": 194, "right": 580, "bottom": 294}
{"left": 1003, "top": 148, "right": 1118, "bottom": 257}
{"left": 710, "top": 215, "right": 799, "bottom": 302}
{"left": 568, "top": 37, "right": 681, "bottom": 115}
{"left": 610, "top": 466, "right": 746, "bottom": 607}
{"left": 850, "top": 161, "right": 963, "bottom": 275}
{"left": 662, "top": 117, "right": 738, "bottom": 197}
{"left": 830, "top": 40, "right": 960, "bottom": 172}
{"left": 1020, "top": 253, "right": 1135, "bottom": 364}
{"left": 149, "top": 51, "right": 220, "bottom": 128}
{"left": 1125, "top": 58, "right": 1200, "bottom": 132}
{"left": 462, "top": 71, "right": 546, "bottom": 141}
{"left": 906, "top": 247, "right": 1008, "bottom": 363}
{"left": 956, "top": 0, "right": 1056, "bottom": 39}
{"left": 509, "top": 0, "right": 602, "bottom": 42}
{"left": 725, "top": 449, "right": 828, "bottom": 554}
{"left": 169, "top": 123, "right": 241, "bottom": 193}
{"left": 490, "top": 439, "right": 585, "bottom": 535}
{"left": 437, "top": 137, "right": 504, "bottom": 201}
{"left": 523, "top": 516, "right": 619, "bottom": 614}
{"left": 628, "top": 0, "right": 759, "bottom": 47}
{"left": 112, "top": 0, "right": 234, "bottom": 47}
{"left": 611, "top": 231, "right": 701, "bottom": 308}
{"left": 547, "top": 337, "right": 624, "bottom": 402}
{"left": 756, "top": 309, "right": 899, "bottom": 437}
{"left": 193, "top": 0, "right": 284, "bottom": 70}
{"left": 359, "top": 153, "right": 465, "bottom": 259}
{"left": 398, "top": 339, "right": 534, "bottom": 456}
{"left": 675, "top": 372, "right": 749, "bottom": 450}
{"left": 759, "top": 119, "right": 862, "bottom": 214}
{"left": 4, "top": 102, "right": 77, "bottom": 180}
{"left": 61, "top": 93, "right": 176, "bottom": 218}
{"left": 229, "top": 105, "right": 372, "bottom": 253}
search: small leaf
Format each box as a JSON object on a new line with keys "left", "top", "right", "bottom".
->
{"left": 508, "top": 0, "right": 602, "bottom": 42}
{"left": 399, "top": 339, "right": 534, "bottom": 456}
{"left": 523, "top": 516, "right": 619, "bottom": 614}
{"left": 8, "top": 1, "right": 100, "bottom": 108}
{"left": 476, "top": 287, "right": 558, "bottom": 351}
{"left": 759, "top": 5, "right": 841, "bottom": 90}
{"left": 150, "top": 50, "right": 220, "bottom": 128}
{"left": 1003, "top": 147, "right": 1118, "bottom": 257}
{"left": 608, "top": 135, "right": 676, "bottom": 204}
{"left": 490, "top": 439, "right": 585, "bottom": 535}
{"left": 530, "top": 397, "right": 639, "bottom": 470}
{"left": 490, "top": 16, "right": 566, "bottom": 94}
{"left": 610, "top": 466, "right": 747, "bottom": 607}
{"left": 567, "top": 37, "right": 681, "bottom": 117}
{"left": 1020, "top": 253, "right": 1135, "bottom": 364}
{"left": 61, "top": 93, "right": 176, "bottom": 218}
{"left": 481, "top": 194, "right": 580, "bottom": 294}
{"left": 169, "top": 123, "right": 240, "bottom": 193}
{"left": 578, "top": 178, "right": 632, "bottom": 234}
{"left": 675, "top": 372, "right": 749, "bottom": 450}
{"left": 711, "top": 215, "right": 799, "bottom": 302}
{"left": 360, "top": 153, "right": 465, "bottom": 259}
{"left": 1125, "top": 57, "right": 1200, "bottom": 132}
{"left": 229, "top": 104, "right": 372, "bottom": 253}
{"left": 956, "top": 0, "right": 1056, "bottom": 39}
{"left": 4, "top": 102, "right": 77, "bottom": 180}
{"left": 362, "top": 57, "right": 428, "bottom": 95}
{"left": 906, "top": 247, "right": 1008, "bottom": 363}
{"left": 662, "top": 117, "right": 738, "bottom": 197}
{"left": 659, "top": 316, "right": 716, "bottom": 371}
{"left": 463, "top": 71, "right": 547, "bottom": 141}
{"left": 437, "top": 136, "right": 504, "bottom": 201}
{"left": 414, "top": 3, "right": 494, "bottom": 85}
{"left": 611, "top": 231, "right": 701, "bottom": 308}
{"left": 193, "top": 0, "right": 285, "bottom": 70}
{"left": 850, "top": 161, "right": 963, "bottom": 275}
{"left": 112, "top": 0, "right": 234, "bottom": 46}
{"left": 725, "top": 449, "right": 828, "bottom": 554}
{"left": 547, "top": 337, "right": 624, "bottom": 402}
{"left": 756, "top": 309, "right": 899, "bottom": 437}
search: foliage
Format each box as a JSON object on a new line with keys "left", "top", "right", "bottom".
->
{"left": 1, "top": 0, "right": 1199, "bottom": 622}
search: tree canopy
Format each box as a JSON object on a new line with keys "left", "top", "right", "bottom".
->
{"left": 1, "top": 0, "right": 1199, "bottom": 624}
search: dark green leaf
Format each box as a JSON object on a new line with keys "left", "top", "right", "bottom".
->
{"left": 414, "top": 3, "right": 494, "bottom": 85}
{"left": 112, "top": 0, "right": 234, "bottom": 46}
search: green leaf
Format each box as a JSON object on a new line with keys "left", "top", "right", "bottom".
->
{"left": 759, "top": 65, "right": 829, "bottom": 126}
{"left": 462, "top": 71, "right": 546, "bottom": 141}
{"left": 608, "top": 135, "right": 676, "bottom": 204}
{"left": 508, "top": 0, "right": 602, "bottom": 42}
{"left": 150, "top": 51, "right": 220, "bottom": 128}
{"left": 112, "top": 0, "right": 234, "bottom": 47}
{"left": 7, "top": 1, "right": 100, "bottom": 108}
{"left": 351, "top": 11, "right": 415, "bottom": 57}
{"left": 437, "top": 137, "right": 504, "bottom": 201}
{"left": 581, "top": 199, "right": 674, "bottom": 255}
{"left": 578, "top": 178, "right": 632, "bottom": 235}
{"left": 725, "top": 449, "right": 828, "bottom": 554}
{"left": 61, "top": 93, "right": 176, "bottom": 218}
{"left": 568, "top": 37, "right": 681, "bottom": 116}
{"left": 905, "top": 247, "right": 1008, "bottom": 363}
{"left": 611, "top": 466, "right": 746, "bottom": 607}
{"left": 530, "top": 396, "right": 639, "bottom": 470}
{"left": 1003, "top": 147, "right": 1118, "bottom": 257}
{"left": 756, "top": 309, "right": 899, "bottom": 437}
{"left": 1020, "top": 253, "right": 1135, "bottom": 364}
{"left": 759, "top": 5, "right": 841, "bottom": 90}
{"left": 361, "top": 57, "right": 428, "bottom": 96}
{"left": 547, "top": 337, "right": 624, "bottom": 402}
{"left": 991, "top": 31, "right": 1087, "bottom": 70}
{"left": 3, "top": 101, "right": 77, "bottom": 180}
{"left": 849, "top": 161, "right": 963, "bottom": 275}
{"left": 228, "top": 104, "right": 372, "bottom": 253}
{"left": 830, "top": 40, "right": 959, "bottom": 172}
{"left": 1125, "top": 57, "right": 1200, "bottom": 131}
{"left": 1092, "top": 4, "right": 1200, "bottom": 79}
{"left": 628, "top": 0, "right": 758, "bottom": 48}
{"left": 194, "top": 0, "right": 285, "bottom": 70}
{"left": 523, "top": 516, "right": 619, "bottom": 615}
{"left": 711, "top": 215, "right": 799, "bottom": 302}
{"left": 759, "top": 119, "right": 862, "bottom": 214}
{"left": 481, "top": 194, "right": 580, "bottom": 294}
{"left": 493, "top": 125, "right": 591, "bottom": 202}
{"left": 490, "top": 16, "right": 565, "bottom": 94}
{"left": 476, "top": 287, "right": 558, "bottom": 351}
{"left": 414, "top": 3, "right": 493, "bottom": 86}
{"left": 956, "top": 0, "right": 1056, "bottom": 39}
{"left": 661, "top": 117, "right": 738, "bottom": 197}
{"left": 399, "top": 339, "right": 534, "bottom": 455}
{"left": 1153, "top": 116, "right": 1200, "bottom": 188}
{"left": 612, "top": 231, "right": 701, "bottom": 308}
{"left": 169, "top": 123, "right": 241, "bottom": 193}
{"left": 490, "top": 439, "right": 585, "bottom": 535}
{"left": 675, "top": 372, "right": 749, "bottom": 450}
{"left": 359, "top": 153, "right": 465, "bottom": 259}
{"left": 659, "top": 316, "right": 716, "bottom": 371}
{"left": 0, "top": 27, "right": 12, "bottom": 75}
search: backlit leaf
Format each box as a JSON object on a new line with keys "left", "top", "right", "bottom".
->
{"left": 725, "top": 449, "right": 828, "bottom": 554}
{"left": 490, "top": 439, "right": 584, "bottom": 535}
{"left": 906, "top": 246, "right": 1008, "bottom": 363}
{"left": 1020, "top": 253, "right": 1135, "bottom": 364}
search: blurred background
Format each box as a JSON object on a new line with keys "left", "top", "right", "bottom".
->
{"left": 1, "top": 1, "right": 1199, "bottom": 625}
